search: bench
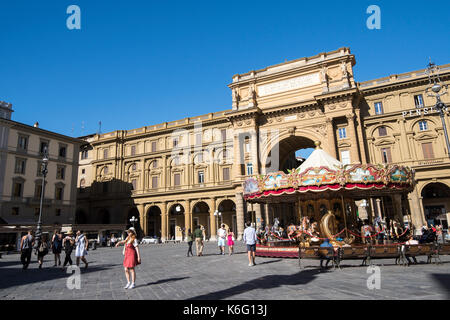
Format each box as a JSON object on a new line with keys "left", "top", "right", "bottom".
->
{"left": 298, "top": 246, "right": 340, "bottom": 270}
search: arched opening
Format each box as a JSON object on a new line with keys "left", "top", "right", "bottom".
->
{"left": 192, "top": 201, "right": 209, "bottom": 237}
{"left": 421, "top": 182, "right": 450, "bottom": 229}
{"left": 168, "top": 204, "right": 185, "bottom": 241}
{"left": 146, "top": 206, "right": 162, "bottom": 238}
{"left": 217, "top": 199, "right": 236, "bottom": 234}
{"left": 75, "top": 209, "right": 87, "bottom": 224}
{"left": 98, "top": 208, "right": 110, "bottom": 224}
{"left": 267, "top": 135, "right": 316, "bottom": 174}
{"left": 127, "top": 207, "right": 142, "bottom": 237}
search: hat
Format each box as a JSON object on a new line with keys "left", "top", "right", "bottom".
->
{"left": 127, "top": 227, "right": 137, "bottom": 235}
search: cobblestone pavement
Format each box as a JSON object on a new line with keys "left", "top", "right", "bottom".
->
{"left": 0, "top": 242, "right": 449, "bottom": 300}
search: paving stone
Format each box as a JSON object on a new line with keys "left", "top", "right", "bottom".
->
{"left": 0, "top": 242, "right": 449, "bottom": 299}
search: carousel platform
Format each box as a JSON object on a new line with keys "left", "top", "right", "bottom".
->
{"left": 256, "top": 241, "right": 299, "bottom": 258}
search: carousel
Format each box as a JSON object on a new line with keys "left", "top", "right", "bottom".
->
{"left": 243, "top": 141, "right": 415, "bottom": 258}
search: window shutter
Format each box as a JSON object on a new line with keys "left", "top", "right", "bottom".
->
{"left": 422, "top": 143, "right": 434, "bottom": 159}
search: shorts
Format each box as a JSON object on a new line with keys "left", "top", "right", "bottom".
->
{"left": 246, "top": 244, "right": 256, "bottom": 252}
{"left": 218, "top": 238, "right": 226, "bottom": 247}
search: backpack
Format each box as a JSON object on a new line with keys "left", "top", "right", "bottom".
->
{"left": 38, "top": 241, "right": 48, "bottom": 254}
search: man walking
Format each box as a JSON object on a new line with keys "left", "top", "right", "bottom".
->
{"left": 217, "top": 224, "right": 227, "bottom": 255}
{"left": 243, "top": 221, "right": 258, "bottom": 266}
{"left": 194, "top": 225, "right": 204, "bottom": 256}
{"left": 20, "top": 230, "right": 34, "bottom": 270}
{"left": 62, "top": 230, "right": 75, "bottom": 268}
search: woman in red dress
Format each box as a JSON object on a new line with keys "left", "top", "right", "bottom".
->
{"left": 116, "top": 227, "right": 141, "bottom": 289}
{"left": 227, "top": 228, "right": 235, "bottom": 255}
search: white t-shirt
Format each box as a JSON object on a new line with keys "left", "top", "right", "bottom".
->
{"left": 218, "top": 228, "right": 226, "bottom": 239}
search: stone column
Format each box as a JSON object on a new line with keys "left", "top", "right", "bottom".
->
{"left": 209, "top": 198, "right": 217, "bottom": 241}
{"left": 254, "top": 203, "right": 262, "bottom": 228}
{"left": 408, "top": 189, "right": 427, "bottom": 230}
{"left": 354, "top": 109, "right": 367, "bottom": 164}
{"left": 399, "top": 119, "right": 412, "bottom": 160}
{"left": 138, "top": 203, "right": 146, "bottom": 236}
{"left": 346, "top": 113, "right": 361, "bottom": 164}
{"left": 251, "top": 129, "right": 259, "bottom": 174}
{"left": 233, "top": 132, "right": 243, "bottom": 180}
{"left": 161, "top": 202, "right": 168, "bottom": 242}
{"left": 326, "top": 117, "right": 337, "bottom": 159}
{"left": 264, "top": 203, "right": 270, "bottom": 225}
{"left": 184, "top": 200, "right": 191, "bottom": 241}
{"left": 391, "top": 194, "right": 403, "bottom": 222}
{"left": 235, "top": 193, "right": 245, "bottom": 240}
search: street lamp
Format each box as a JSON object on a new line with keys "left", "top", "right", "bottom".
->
{"left": 130, "top": 216, "right": 138, "bottom": 229}
{"left": 426, "top": 61, "right": 450, "bottom": 157}
{"left": 214, "top": 210, "right": 222, "bottom": 238}
{"left": 35, "top": 146, "right": 49, "bottom": 249}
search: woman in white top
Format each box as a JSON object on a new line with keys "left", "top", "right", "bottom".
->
{"left": 75, "top": 230, "right": 89, "bottom": 269}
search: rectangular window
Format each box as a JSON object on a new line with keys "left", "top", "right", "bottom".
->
{"left": 338, "top": 128, "right": 347, "bottom": 139}
{"left": 381, "top": 147, "right": 392, "bottom": 163}
{"left": 221, "top": 129, "right": 227, "bottom": 141}
{"left": 378, "top": 126, "right": 387, "bottom": 136}
{"left": 13, "top": 182, "right": 22, "bottom": 198}
{"left": 223, "top": 167, "right": 230, "bottom": 181}
{"left": 195, "top": 134, "right": 202, "bottom": 146}
{"left": 198, "top": 171, "right": 204, "bottom": 184}
{"left": 340, "top": 150, "right": 351, "bottom": 165}
{"left": 223, "top": 149, "right": 227, "bottom": 160}
{"left": 152, "top": 176, "right": 158, "bottom": 189}
{"left": 131, "top": 145, "right": 136, "bottom": 156}
{"left": 151, "top": 141, "right": 157, "bottom": 152}
{"left": 173, "top": 138, "right": 178, "bottom": 147}
{"left": 419, "top": 120, "right": 428, "bottom": 131}
{"left": 59, "top": 145, "right": 67, "bottom": 158}
{"left": 103, "top": 148, "right": 109, "bottom": 159}
{"left": 57, "top": 166, "right": 66, "bottom": 180}
{"left": 14, "top": 158, "right": 26, "bottom": 174}
{"left": 414, "top": 94, "right": 424, "bottom": 108}
{"left": 245, "top": 142, "right": 251, "bottom": 153}
{"left": 131, "top": 179, "right": 137, "bottom": 190}
{"left": 12, "top": 207, "right": 19, "bottom": 216}
{"left": 246, "top": 163, "right": 253, "bottom": 175}
{"left": 40, "top": 140, "right": 49, "bottom": 155}
{"left": 174, "top": 173, "right": 181, "bottom": 186}
{"left": 81, "top": 168, "right": 85, "bottom": 174}
{"left": 55, "top": 187, "right": 64, "bottom": 200}
{"left": 374, "top": 102, "right": 384, "bottom": 115}
{"left": 422, "top": 142, "right": 435, "bottom": 160}
{"left": 81, "top": 150, "right": 89, "bottom": 159}
{"left": 17, "top": 135, "right": 28, "bottom": 152}
{"left": 34, "top": 183, "right": 42, "bottom": 198}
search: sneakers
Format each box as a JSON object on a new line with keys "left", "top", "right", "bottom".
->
{"left": 248, "top": 263, "right": 254, "bottom": 267}
{"left": 128, "top": 283, "right": 135, "bottom": 289}
{"left": 124, "top": 282, "right": 131, "bottom": 289}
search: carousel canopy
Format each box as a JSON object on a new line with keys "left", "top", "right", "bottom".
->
{"left": 297, "top": 147, "right": 342, "bottom": 174}
{"left": 243, "top": 141, "right": 415, "bottom": 202}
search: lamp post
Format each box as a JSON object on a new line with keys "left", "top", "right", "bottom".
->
{"left": 35, "top": 146, "right": 49, "bottom": 248}
{"left": 130, "top": 216, "right": 138, "bottom": 229}
{"left": 214, "top": 210, "right": 222, "bottom": 239}
{"left": 426, "top": 61, "right": 450, "bottom": 157}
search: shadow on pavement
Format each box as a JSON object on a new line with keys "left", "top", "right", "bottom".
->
{"left": 188, "top": 268, "right": 325, "bottom": 300}
{"left": 431, "top": 273, "right": 450, "bottom": 298}
{"left": 144, "top": 276, "right": 190, "bottom": 287}
{"left": 0, "top": 264, "right": 115, "bottom": 290}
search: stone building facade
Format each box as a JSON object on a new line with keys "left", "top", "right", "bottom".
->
{"left": 76, "top": 47, "right": 450, "bottom": 240}
{"left": 0, "top": 102, "right": 82, "bottom": 227}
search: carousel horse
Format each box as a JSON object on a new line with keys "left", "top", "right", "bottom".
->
{"left": 320, "top": 212, "right": 355, "bottom": 245}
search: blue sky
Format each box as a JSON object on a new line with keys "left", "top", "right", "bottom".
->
{"left": 0, "top": 0, "right": 449, "bottom": 139}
